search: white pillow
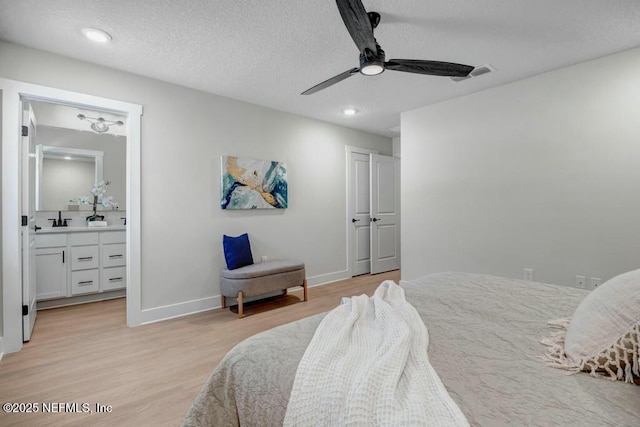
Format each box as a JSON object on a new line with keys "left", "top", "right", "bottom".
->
{"left": 564, "top": 268, "right": 640, "bottom": 382}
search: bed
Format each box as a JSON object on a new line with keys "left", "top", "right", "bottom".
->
{"left": 183, "top": 272, "right": 640, "bottom": 426}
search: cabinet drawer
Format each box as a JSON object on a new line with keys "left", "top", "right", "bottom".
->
{"left": 69, "top": 232, "right": 99, "bottom": 246}
{"left": 71, "top": 245, "right": 99, "bottom": 270}
{"left": 71, "top": 269, "right": 100, "bottom": 295}
{"left": 100, "top": 231, "right": 126, "bottom": 244}
{"left": 102, "top": 266, "right": 126, "bottom": 291}
{"left": 36, "top": 234, "right": 67, "bottom": 248}
{"left": 102, "top": 244, "right": 126, "bottom": 268}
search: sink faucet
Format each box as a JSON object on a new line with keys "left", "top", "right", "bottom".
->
{"left": 49, "top": 211, "right": 70, "bottom": 227}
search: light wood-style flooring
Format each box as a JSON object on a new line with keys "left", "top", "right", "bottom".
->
{"left": 0, "top": 271, "right": 400, "bottom": 426}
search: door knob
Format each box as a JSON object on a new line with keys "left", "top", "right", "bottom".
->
{"left": 34, "top": 225, "right": 42, "bottom": 231}
{"left": 371, "top": 217, "right": 381, "bottom": 222}
{"left": 351, "top": 218, "right": 360, "bottom": 223}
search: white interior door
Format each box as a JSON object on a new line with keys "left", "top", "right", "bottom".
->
{"left": 21, "top": 102, "right": 38, "bottom": 341}
{"left": 370, "top": 154, "right": 400, "bottom": 274}
{"left": 348, "top": 152, "right": 372, "bottom": 276}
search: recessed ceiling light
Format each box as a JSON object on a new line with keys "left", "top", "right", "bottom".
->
{"left": 81, "top": 28, "right": 112, "bottom": 43}
{"left": 342, "top": 108, "right": 358, "bottom": 116}
{"left": 64, "top": 156, "right": 72, "bottom": 160}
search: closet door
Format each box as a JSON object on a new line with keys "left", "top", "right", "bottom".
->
{"left": 348, "top": 152, "right": 372, "bottom": 276}
{"left": 369, "top": 154, "right": 400, "bottom": 274}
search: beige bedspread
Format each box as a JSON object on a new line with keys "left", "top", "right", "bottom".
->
{"left": 183, "top": 272, "right": 640, "bottom": 426}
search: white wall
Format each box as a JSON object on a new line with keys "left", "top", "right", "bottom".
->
{"left": 402, "top": 47, "right": 640, "bottom": 287}
{"left": 0, "top": 41, "right": 391, "bottom": 313}
{"left": 392, "top": 136, "right": 401, "bottom": 158}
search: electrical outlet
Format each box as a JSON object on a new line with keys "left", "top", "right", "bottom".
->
{"left": 523, "top": 268, "right": 534, "bottom": 281}
{"left": 575, "top": 275, "right": 587, "bottom": 289}
{"left": 590, "top": 277, "right": 602, "bottom": 289}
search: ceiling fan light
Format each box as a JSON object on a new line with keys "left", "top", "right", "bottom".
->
{"left": 361, "top": 63, "right": 384, "bottom": 76}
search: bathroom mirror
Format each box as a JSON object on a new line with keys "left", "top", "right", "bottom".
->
{"left": 36, "top": 145, "right": 104, "bottom": 211}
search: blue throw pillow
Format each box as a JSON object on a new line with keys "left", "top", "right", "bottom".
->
{"left": 223, "top": 233, "right": 254, "bottom": 270}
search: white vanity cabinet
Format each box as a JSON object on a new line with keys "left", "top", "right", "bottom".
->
{"left": 70, "top": 233, "right": 100, "bottom": 295}
{"left": 35, "top": 234, "right": 67, "bottom": 300}
{"left": 100, "top": 231, "right": 126, "bottom": 291}
{"left": 35, "top": 229, "right": 127, "bottom": 307}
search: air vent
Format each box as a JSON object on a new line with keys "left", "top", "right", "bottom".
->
{"left": 450, "top": 64, "right": 495, "bottom": 83}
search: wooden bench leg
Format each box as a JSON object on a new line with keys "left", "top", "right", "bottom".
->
{"left": 238, "top": 291, "right": 244, "bottom": 319}
{"left": 303, "top": 279, "right": 308, "bottom": 302}
{"left": 221, "top": 295, "right": 226, "bottom": 309}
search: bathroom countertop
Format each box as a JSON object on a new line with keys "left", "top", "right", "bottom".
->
{"left": 37, "top": 225, "right": 126, "bottom": 234}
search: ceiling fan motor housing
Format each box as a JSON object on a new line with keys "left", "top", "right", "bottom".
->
{"left": 359, "top": 44, "right": 385, "bottom": 75}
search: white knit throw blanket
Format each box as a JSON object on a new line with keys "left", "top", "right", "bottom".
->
{"left": 283, "top": 280, "right": 469, "bottom": 426}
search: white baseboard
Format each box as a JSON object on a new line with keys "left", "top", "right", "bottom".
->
{"left": 307, "top": 270, "right": 350, "bottom": 287}
{"left": 0, "top": 336, "right": 4, "bottom": 362}
{"left": 140, "top": 296, "right": 220, "bottom": 325}
{"left": 140, "top": 269, "right": 351, "bottom": 325}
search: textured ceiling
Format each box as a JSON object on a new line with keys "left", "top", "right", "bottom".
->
{"left": 1, "top": 0, "right": 639, "bottom": 137}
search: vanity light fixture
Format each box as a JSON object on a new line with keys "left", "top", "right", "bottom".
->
{"left": 81, "top": 28, "right": 112, "bottom": 43}
{"left": 342, "top": 108, "right": 358, "bottom": 116}
{"left": 77, "top": 114, "right": 124, "bottom": 134}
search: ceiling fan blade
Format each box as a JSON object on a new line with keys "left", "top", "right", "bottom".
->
{"left": 301, "top": 67, "right": 360, "bottom": 95}
{"left": 336, "top": 0, "right": 377, "bottom": 54}
{"left": 385, "top": 59, "right": 474, "bottom": 77}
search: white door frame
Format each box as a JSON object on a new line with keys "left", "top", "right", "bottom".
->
{"left": 1, "top": 78, "right": 143, "bottom": 354}
{"left": 345, "top": 145, "right": 378, "bottom": 278}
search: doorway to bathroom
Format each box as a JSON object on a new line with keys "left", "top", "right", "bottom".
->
{"left": 1, "top": 78, "right": 142, "bottom": 354}
{"left": 27, "top": 99, "right": 128, "bottom": 336}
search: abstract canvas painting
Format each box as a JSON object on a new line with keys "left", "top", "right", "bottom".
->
{"left": 221, "top": 156, "right": 288, "bottom": 209}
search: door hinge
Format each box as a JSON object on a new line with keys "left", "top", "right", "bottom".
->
{"left": 21, "top": 125, "right": 28, "bottom": 137}
{"left": 22, "top": 305, "right": 28, "bottom": 316}
{"left": 21, "top": 215, "right": 28, "bottom": 226}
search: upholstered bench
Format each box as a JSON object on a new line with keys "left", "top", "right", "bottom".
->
{"left": 220, "top": 259, "right": 307, "bottom": 318}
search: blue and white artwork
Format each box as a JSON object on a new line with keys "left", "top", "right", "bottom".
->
{"left": 221, "top": 156, "right": 288, "bottom": 209}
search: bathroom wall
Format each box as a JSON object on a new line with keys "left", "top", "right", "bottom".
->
{"left": 36, "top": 126, "right": 126, "bottom": 211}
{"left": 0, "top": 41, "right": 392, "bottom": 318}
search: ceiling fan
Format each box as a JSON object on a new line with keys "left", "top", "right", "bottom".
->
{"left": 301, "top": 0, "right": 475, "bottom": 95}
